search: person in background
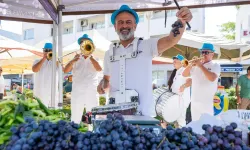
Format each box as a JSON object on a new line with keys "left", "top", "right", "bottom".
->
{"left": 32, "top": 43, "right": 59, "bottom": 108}
{"left": 236, "top": 66, "right": 250, "bottom": 109}
{"left": 183, "top": 43, "right": 220, "bottom": 121}
{"left": 63, "top": 75, "right": 72, "bottom": 93}
{"left": 0, "top": 67, "right": 6, "bottom": 99}
{"left": 168, "top": 54, "right": 192, "bottom": 126}
{"left": 64, "top": 34, "right": 102, "bottom": 124}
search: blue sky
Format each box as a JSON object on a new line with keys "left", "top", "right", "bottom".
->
{"left": 0, "top": 6, "right": 237, "bottom": 36}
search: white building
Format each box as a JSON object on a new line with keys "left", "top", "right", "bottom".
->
{"left": 236, "top": 4, "right": 250, "bottom": 44}
{"left": 20, "top": 9, "right": 205, "bottom": 86}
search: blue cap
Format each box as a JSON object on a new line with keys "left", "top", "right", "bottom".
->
{"left": 77, "top": 34, "right": 93, "bottom": 45}
{"left": 111, "top": 5, "right": 139, "bottom": 25}
{"left": 173, "top": 54, "right": 184, "bottom": 61}
{"left": 43, "top": 43, "right": 53, "bottom": 49}
{"left": 199, "top": 43, "right": 215, "bottom": 52}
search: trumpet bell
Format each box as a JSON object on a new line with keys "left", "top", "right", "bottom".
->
{"left": 80, "top": 40, "right": 95, "bottom": 56}
{"left": 47, "top": 52, "right": 53, "bottom": 60}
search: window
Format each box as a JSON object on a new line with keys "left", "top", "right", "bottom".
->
{"left": 24, "top": 28, "right": 34, "bottom": 40}
{"left": 139, "top": 14, "right": 144, "bottom": 22}
{"left": 51, "top": 28, "right": 53, "bottom": 36}
{"left": 63, "top": 21, "right": 73, "bottom": 34}
{"left": 152, "top": 70, "right": 165, "bottom": 81}
{"left": 90, "top": 22, "right": 105, "bottom": 29}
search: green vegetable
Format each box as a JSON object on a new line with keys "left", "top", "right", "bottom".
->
{"left": 30, "top": 109, "right": 46, "bottom": 118}
{"left": 34, "top": 97, "right": 53, "bottom": 115}
{"left": 0, "top": 100, "right": 18, "bottom": 108}
{"left": 16, "top": 115, "right": 25, "bottom": 123}
{"left": 5, "top": 118, "right": 14, "bottom": 127}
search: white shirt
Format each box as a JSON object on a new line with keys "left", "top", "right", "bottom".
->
{"left": 171, "top": 67, "right": 191, "bottom": 108}
{"left": 103, "top": 38, "right": 160, "bottom": 117}
{"left": 190, "top": 61, "right": 220, "bottom": 101}
{"left": 72, "top": 56, "right": 99, "bottom": 92}
{"left": 33, "top": 59, "right": 58, "bottom": 107}
{"left": 0, "top": 75, "right": 5, "bottom": 94}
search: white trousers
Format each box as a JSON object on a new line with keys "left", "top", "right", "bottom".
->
{"left": 71, "top": 89, "right": 98, "bottom": 124}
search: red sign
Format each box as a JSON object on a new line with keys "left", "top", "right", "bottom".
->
{"left": 243, "top": 30, "right": 250, "bottom": 37}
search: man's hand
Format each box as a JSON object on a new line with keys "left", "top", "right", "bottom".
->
{"left": 97, "top": 78, "right": 109, "bottom": 94}
{"left": 43, "top": 52, "right": 48, "bottom": 60}
{"left": 72, "top": 54, "right": 80, "bottom": 63}
{"left": 179, "top": 85, "right": 185, "bottom": 93}
{"left": 237, "top": 97, "right": 241, "bottom": 104}
{"left": 191, "top": 59, "right": 202, "bottom": 68}
{"left": 176, "top": 7, "right": 193, "bottom": 23}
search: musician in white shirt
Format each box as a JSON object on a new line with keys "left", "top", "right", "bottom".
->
{"left": 168, "top": 54, "right": 191, "bottom": 126}
{"left": 183, "top": 43, "right": 220, "bottom": 121}
{"left": 97, "top": 5, "right": 193, "bottom": 117}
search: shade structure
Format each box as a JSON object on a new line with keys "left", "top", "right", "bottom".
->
{"left": 0, "top": 35, "right": 43, "bottom": 59}
{"left": 0, "top": 0, "right": 250, "bottom": 24}
{"left": 161, "top": 31, "right": 250, "bottom": 61}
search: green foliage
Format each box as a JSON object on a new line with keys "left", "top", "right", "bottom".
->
{"left": 219, "top": 22, "right": 236, "bottom": 40}
{"left": 225, "top": 88, "right": 237, "bottom": 110}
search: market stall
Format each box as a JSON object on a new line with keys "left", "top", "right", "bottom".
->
{"left": 1, "top": 0, "right": 250, "bottom": 149}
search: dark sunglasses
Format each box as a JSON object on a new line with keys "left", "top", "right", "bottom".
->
{"left": 43, "top": 49, "right": 52, "bottom": 52}
{"left": 201, "top": 51, "right": 213, "bottom": 55}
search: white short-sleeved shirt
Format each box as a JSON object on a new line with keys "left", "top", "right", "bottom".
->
{"left": 0, "top": 75, "right": 5, "bottom": 94}
{"left": 33, "top": 59, "right": 59, "bottom": 107}
{"left": 103, "top": 38, "right": 160, "bottom": 117}
{"left": 171, "top": 67, "right": 191, "bottom": 108}
{"left": 72, "top": 56, "right": 99, "bottom": 92}
{"left": 190, "top": 61, "right": 221, "bottom": 102}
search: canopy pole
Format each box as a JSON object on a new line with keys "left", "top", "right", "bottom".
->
{"left": 58, "top": 0, "right": 64, "bottom": 109}
{"left": 51, "top": 21, "right": 58, "bottom": 108}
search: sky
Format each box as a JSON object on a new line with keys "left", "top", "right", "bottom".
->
{"left": 0, "top": 6, "right": 238, "bottom": 36}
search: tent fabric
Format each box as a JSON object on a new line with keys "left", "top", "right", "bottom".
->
{"left": 0, "top": 35, "right": 43, "bottom": 59}
{"left": 1, "top": 0, "right": 250, "bottom": 23}
{"left": 161, "top": 31, "right": 250, "bottom": 61}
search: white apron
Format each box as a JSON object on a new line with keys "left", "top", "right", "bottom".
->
{"left": 71, "top": 56, "right": 99, "bottom": 124}
{"left": 171, "top": 67, "right": 191, "bottom": 126}
{"left": 33, "top": 59, "right": 59, "bottom": 108}
{"left": 190, "top": 61, "right": 220, "bottom": 121}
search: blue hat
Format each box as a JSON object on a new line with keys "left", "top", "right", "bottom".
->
{"left": 77, "top": 34, "right": 93, "bottom": 45}
{"left": 111, "top": 5, "right": 139, "bottom": 25}
{"left": 43, "top": 43, "right": 53, "bottom": 49}
{"left": 173, "top": 54, "right": 184, "bottom": 61}
{"left": 199, "top": 43, "right": 215, "bottom": 52}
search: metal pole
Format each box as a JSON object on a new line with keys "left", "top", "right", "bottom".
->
{"left": 51, "top": 21, "right": 57, "bottom": 108}
{"left": 58, "top": 0, "right": 63, "bottom": 109}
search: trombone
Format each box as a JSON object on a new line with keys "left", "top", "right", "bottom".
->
{"left": 57, "top": 40, "right": 95, "bottom": 64}
{"left": 182, "top": 56, "right": 204, "bottom": 67}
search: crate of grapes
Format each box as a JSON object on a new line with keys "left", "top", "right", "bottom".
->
{"left": 92, "top": 115, "right": 162, "bottom": 134}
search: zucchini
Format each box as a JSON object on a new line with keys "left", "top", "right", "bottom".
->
{"left": 34, "top": 97, "right": 53, "bottom": 115}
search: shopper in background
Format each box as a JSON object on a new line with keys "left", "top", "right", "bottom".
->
{"left": 236, "top": 66, "right": 250, "bottom": 109}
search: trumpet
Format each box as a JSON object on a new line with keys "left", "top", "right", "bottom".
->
{"left": 80, "top": 40, "right": 95, "bottom": 56}
{"left": 47, "top": 52, "right": 53, "bottom": 60}
{"left": 57, "top": 40, "right": 95, "bottom": 64}
{"left": 182, "top": 56, "right": 204, "bottom": 67}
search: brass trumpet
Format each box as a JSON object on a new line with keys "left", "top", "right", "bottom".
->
{"left": 47, "top": 51, "right": 53, "bottom": 60}
{"left": 80, "top": 40, "right": 95, "bottom": 56}
{"left": 182, "top": 56, "right": 204, "bottom": 67}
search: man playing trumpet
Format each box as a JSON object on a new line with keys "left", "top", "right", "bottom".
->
{"left": 32, "top": 43, "right": 59, "bottom": 108}
{"left": 64, "top": 34, "right": 102, "bottom": 124}
{"left": 182, "top": 43, "right": 221, "bottom": 121}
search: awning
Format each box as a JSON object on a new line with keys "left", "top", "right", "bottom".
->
{"left": 0, "top": 0, "right": 250, "bottom": 24}
{"left": 220, "top": 64, "right": 243, "bottom": 72}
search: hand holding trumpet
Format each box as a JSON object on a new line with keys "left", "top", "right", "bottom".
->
{"left": 182, "top": 56, "right": 204, "bottom": 68}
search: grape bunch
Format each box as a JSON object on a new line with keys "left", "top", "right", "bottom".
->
{"left": 201, "top": 122, "right": 250, "bottom": 150}
{"left": 1, "top": 113, "right": 250, "bottom": 150}
{"left": 171, "top": 20, "right": 184, "bottom": 37}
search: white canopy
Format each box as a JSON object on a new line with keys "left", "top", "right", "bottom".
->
{"left": 0, "top": 35, "right": 43, "bottom": 59}
{"left": 1, "top": 0, "right": 249, "bottom": 23}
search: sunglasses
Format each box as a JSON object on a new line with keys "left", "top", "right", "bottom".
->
{"left": 201, "top": 51, "right": 213, "bottom": 55}
{"left": 43, "top": 49, "right": 52, "bottom": 52}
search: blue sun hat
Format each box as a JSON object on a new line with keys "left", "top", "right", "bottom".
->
{"left": 173, "top": 54, "right": 184, "bottom": 61}
{"left": 199, "top": 43, "right": 215, "bottom": 52}
{"left": 77, "top": 34, "right": 93, "bottom": 45}
{"left": 111, "top": 5, "right": 139, "bottom": 25}
{"left": 43, "top": 43, "right": 53, "bottom": 49}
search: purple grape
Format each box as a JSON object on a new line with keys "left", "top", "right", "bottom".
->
{"left": 230, "top": 122, "right": 238, "bottom": 129}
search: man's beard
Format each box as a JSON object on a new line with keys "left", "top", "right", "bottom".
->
{"left": 116, "top": 27, "right": 135, "bottom": 41}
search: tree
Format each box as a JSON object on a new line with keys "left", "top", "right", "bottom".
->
{"left": 219, "top": 22, "right": 235, "bottom": 40}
